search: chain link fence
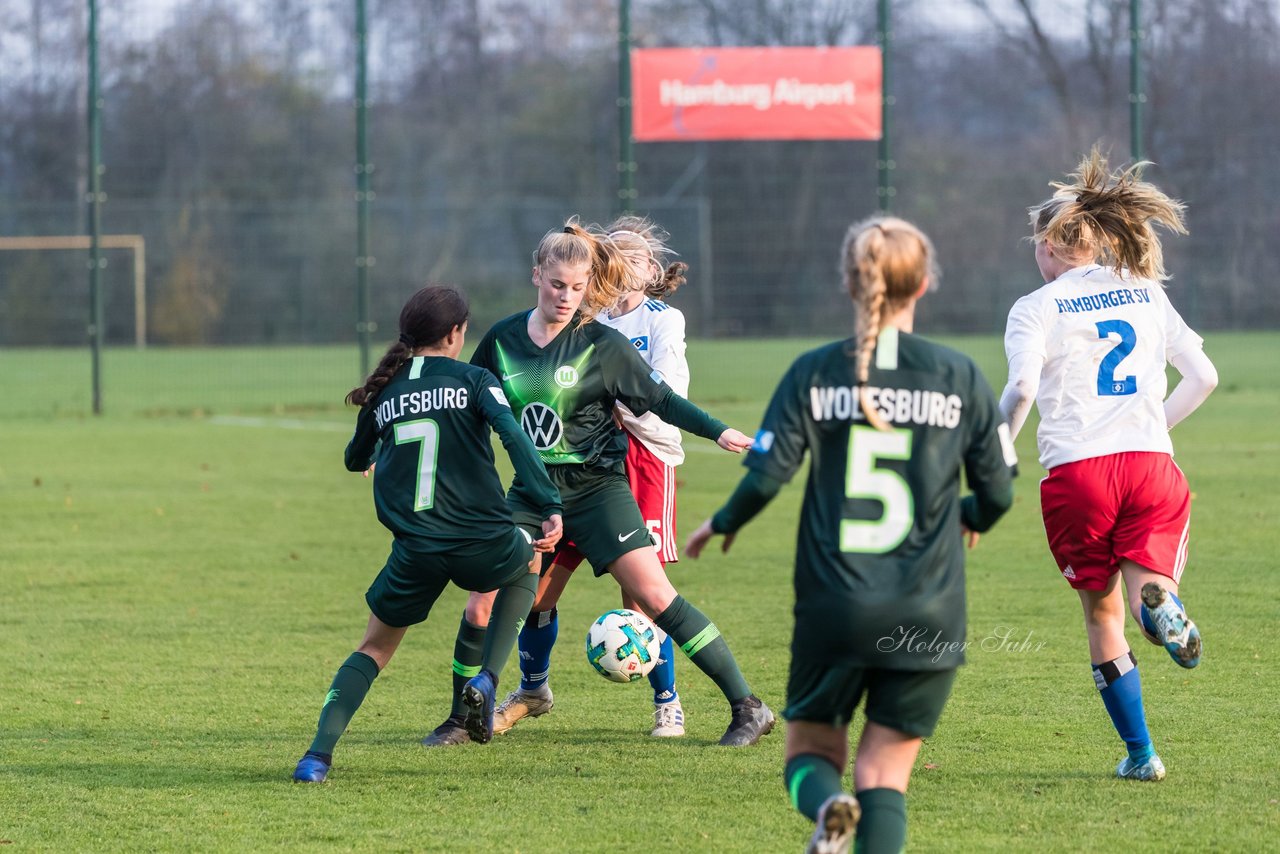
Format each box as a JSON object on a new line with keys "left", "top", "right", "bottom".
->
{"left": 2, "top": 0, "right": 1276, "bottom": 414}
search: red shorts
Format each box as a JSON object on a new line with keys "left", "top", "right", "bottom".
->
{"left": 554, "top": 433, "right": 679, "bottom": 571}
{"left": 1039, "top": 452, "right": 1191, "bottom": 591}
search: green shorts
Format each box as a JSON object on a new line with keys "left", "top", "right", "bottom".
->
{"left": 365, "top": 527, "right": 533, "bottom": 628}
{"left": 509, "top": 464, "right": 651, "bottom": 577}
{"left": 784, "top": 659, "right": 957, "bottom": 738}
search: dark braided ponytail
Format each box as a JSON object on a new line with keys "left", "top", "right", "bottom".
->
{"left": 346, "top": 285, "right": 470, "bottom": 407}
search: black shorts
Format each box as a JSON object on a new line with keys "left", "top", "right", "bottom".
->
{"left": 784, "top": 660, "right": 957, "bottom": 738}
{"left": 508, "top": 465, "right": 652, "bottom": 577}
{"left": 365, "top": 527, "right": 533, "bottom": 628}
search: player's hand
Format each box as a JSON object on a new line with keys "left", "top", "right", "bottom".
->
{"left": 961, "top": 524, "right": 980, "bottom": 549}
{"left": 535, "top": 514, "right": 564, "bottom": 553}
{"left": 685, "top": 518, "right": 735, "bottom": 558}
{"left": 362, "top": 463, "right": 376, "bottom": 478}
{"left": 611, "top": 405, "right": 626, "bottom": 431}
{"left": 716, "top": 428, "right": 753, "bottom": 453}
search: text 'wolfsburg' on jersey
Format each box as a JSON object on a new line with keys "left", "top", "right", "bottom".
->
{"left": 746, "top": 328, "right": 1017, "bottom": 669}
{"left": 470, "top": 311, "right": 706, "bottom": 472}
{"left": 344, "top": 356, "right": 561, "bottom": 549}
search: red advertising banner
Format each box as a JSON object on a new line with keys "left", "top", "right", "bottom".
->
{"left": 631, "top": 47, "right": 882, "bottom": 142}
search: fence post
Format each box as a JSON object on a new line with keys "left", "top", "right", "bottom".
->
{"left": 617, "top": 0, "right": 636, "bottom": 216}
{"left": 355, "top": 0, "right": 373, "bottom": 377}
{"left": 1129, "top": 0, "right": 1144, "bottom": 161}
{"left": 87, "top": 0, "right": 104, "bottom": 414}
{"left": 877, "top": 0, "right": 894, "bottom": 212}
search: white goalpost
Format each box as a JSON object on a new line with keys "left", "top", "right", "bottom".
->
{"left": 0, "top": 234, "right": 147, "bottom": 348}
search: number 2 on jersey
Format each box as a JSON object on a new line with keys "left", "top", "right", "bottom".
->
{"left": 394, "top": 419, "right": 440, "bottom": 511}
{"left": 840, "top": 426, "right": 914, "bottom": 554}
{"left": 1095, "top": 319, "right": 1137, "bottom": 396}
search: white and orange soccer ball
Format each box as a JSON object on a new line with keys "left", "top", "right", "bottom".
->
{"left": 585, "top": 609, "right": 661, "bottom": 683}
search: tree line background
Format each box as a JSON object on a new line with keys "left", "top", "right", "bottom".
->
{"left": 1, "top": 0, "right": 1277, "bottom": 348}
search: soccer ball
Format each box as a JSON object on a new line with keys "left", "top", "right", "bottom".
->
{"left": 585, "top": 609, "right": 661, "bottom": 683}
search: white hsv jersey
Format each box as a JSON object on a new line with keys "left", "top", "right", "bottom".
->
{"left": 596, "top": 299, "right": 690, "bottom": 466}
{"left": 1004, "top": 264, "right": 1203, "bottom": 469}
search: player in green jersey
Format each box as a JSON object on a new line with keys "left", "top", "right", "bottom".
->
{"left": 422, "top": 220, "right": 777, "bottom": 749}
{"left": 687, "top": 217, "right": 1016, "bottom": 853}
{"left": 292, "top": 285, "right": 564, "bottom": 783}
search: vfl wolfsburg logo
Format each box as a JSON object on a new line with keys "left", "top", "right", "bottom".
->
{"left": 554, "top": 365, "right": 579, "bottom": 388}
{"left": 521, "top": 402, "right": 564, "bottom": 450}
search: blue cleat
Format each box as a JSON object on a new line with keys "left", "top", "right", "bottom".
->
{"left": 462, "top": 669, "right": 498, "bottom": 745}
{"left": 292, "top": 752, "right": 330, "bottom": 783}
{"left": 1116, "top": 753, "right": 1166, "bottom": 782}
{"left": 1141, "top": 582, "right": 1202, "bottom": 668}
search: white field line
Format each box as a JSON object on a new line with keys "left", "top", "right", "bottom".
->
{"left": 206, "top": 417, "right": 1280, "bottom": 458}
{"left": 209, "top": 414, "right": 352, "bottom": 432}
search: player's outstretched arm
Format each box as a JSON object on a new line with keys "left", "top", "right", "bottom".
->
{"left": 685, "top": 519, "right": 734, "bottom": 558}
{"left": 1164, "top": 347, "right": 1218, "bottom": 429}
{"left": 685, "top": 469, "right": 784, "bottom": 559}
{"left": 716, "top": 428, "right": 753, "bottom": 453}
{"left": 999, "top": 351, "right": 1043, "bottom": 441}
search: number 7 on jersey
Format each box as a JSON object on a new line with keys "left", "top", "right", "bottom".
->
{"left": 394, "top": 419, "right": 440, "bottom": 511}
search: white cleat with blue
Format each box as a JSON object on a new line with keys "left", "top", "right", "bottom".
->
{"left": 1117, "top": 753, "right": 1167, "bottom": 782}
{"left": 1141, "top": 582, "right": 1202, "bottom": 668}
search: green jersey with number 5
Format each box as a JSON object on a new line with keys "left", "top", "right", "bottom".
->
{"left": 745, "top": 328, "right": 1016, "bottom": 668}
{"left": 344, "top": 355, "right": 561, "bottom": 548}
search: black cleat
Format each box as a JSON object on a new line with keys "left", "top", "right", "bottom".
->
{"left": 420, "top": 714, "right": 472, "bottom": 747}
{"left": 718, "top": 695, "right": 775, "bottom": 747}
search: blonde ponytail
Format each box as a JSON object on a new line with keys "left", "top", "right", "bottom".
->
{"left": 1031, "top": 147, "right": 1187, "bottom": 281}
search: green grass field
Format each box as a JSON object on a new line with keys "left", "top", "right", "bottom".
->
{"left": 2, "top": 333, "right": 1278, "bottom": 851}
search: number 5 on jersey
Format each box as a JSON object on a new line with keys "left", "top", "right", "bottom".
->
{"left": 840, "top": 426, "right": 914, "bottom": 554}
{"left": 394, "top": 419, "right": 440, "bottom": 511}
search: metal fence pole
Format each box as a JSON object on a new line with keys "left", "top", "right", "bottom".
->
{"left": 617, "top": 0, "right": 636, "bottom": 216}
{"left": 877, "top": 0, "right": 893, "bottom": 212}
{"left": 355, "top": 0, "right": 373, "bottom": 377}
{"left": 87, "top": 0, "right": 104, "bottom": 414}
{"left": 1130, "top": 0, "right": 1144, "bottom": 161}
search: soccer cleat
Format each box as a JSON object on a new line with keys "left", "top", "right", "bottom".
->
{"left": 806, "top": 793, "right": 860, "bottom": 854}
{"left": 291, "top": 752, "right": 331, "bottom": 783}
{"left": 718, "top": 695, "right": 775, "bottom": 747}
{"left": 1116, "top": 753, "right": 1166, "bottom": 782}
{"left": 492, "top": 685, "right": 554, "bottom": 735}
{"left": 1141, "top": 582, "right": 1202, "bottom": 668}
{"left": 462, "top": 669, "right": 498, "bottom": 745}
{"left": 651, "top": 699, "right": 686, "bottom": 738}
{"left": 420, "top": 714, "right": 471, "bottom": 747}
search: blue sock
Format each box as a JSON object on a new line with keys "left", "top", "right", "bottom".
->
{"left": 648, "top": 632, "right": 677, "bottom": 705}
{"left": 1140, "top": 589, "right": 1185, "bottom": 636}
{"left": 518, "top": 608, "right": 557, "bottom": 691}
{"left": 1093, "top": 651, "right": 1154, "bottom": 763}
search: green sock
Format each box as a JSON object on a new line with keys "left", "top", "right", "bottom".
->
{"left": 308, "top": 651, "right": 380, "bottom": 756}
{"left": 450, "top": 617, "right": 487, "bottom": 717}
{"left": 854, "top": 787, "right": 907, "bottom": 854}
{"left": 481, "top": 572, "right": 539, "bottom": 679}
{"left": 653, "top": 595, "right": 750, "bottom": 702}
{"left": 784, "top": 754, "right": 844, "bottom": 821}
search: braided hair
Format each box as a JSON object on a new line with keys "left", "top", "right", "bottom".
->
{"left": 345, "top": 285, "right": 470, "bottom": 407}
{"left": 841, "top": 216, "right": 939, "bottom": 430}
